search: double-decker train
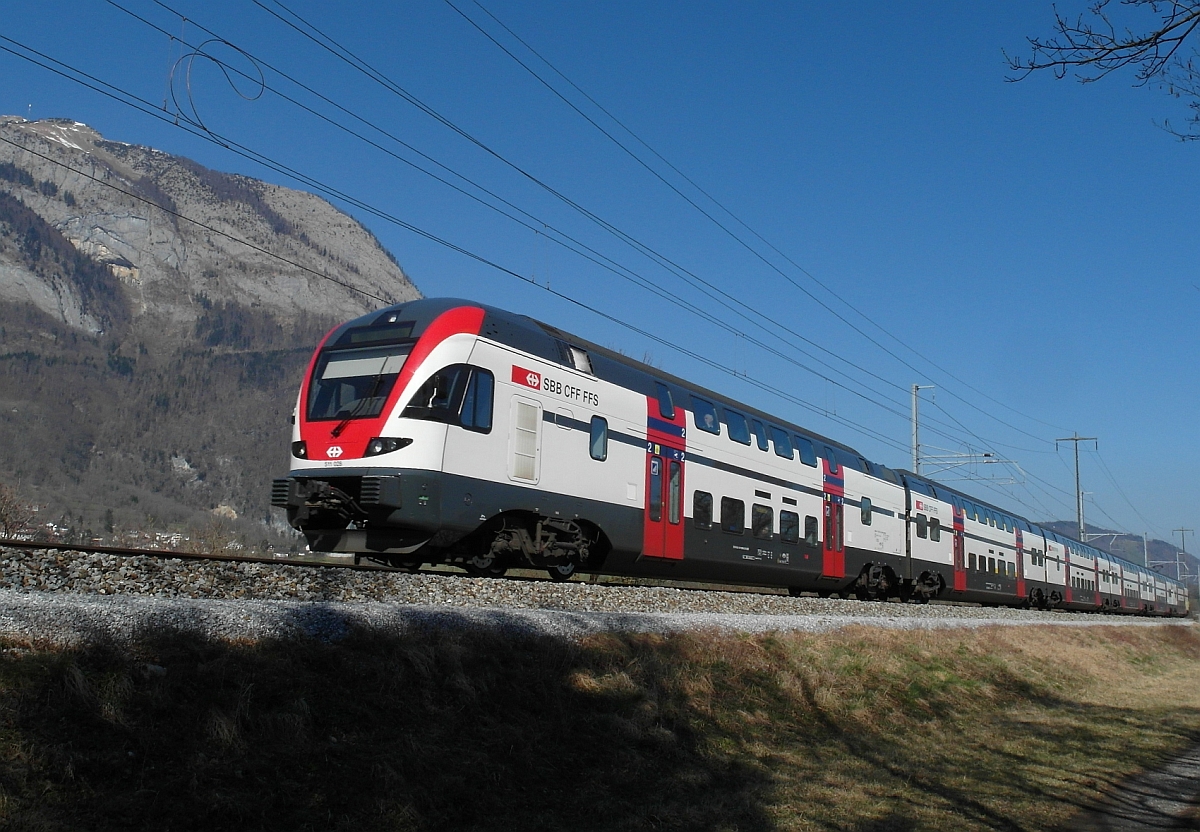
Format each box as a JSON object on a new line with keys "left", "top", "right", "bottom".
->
{"left": 271, "top": 298, "right": 1188, "bottom": 615}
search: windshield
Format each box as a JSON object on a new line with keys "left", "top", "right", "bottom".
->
{"left": 306, "top": 344, "right": 412, "bottom": 421}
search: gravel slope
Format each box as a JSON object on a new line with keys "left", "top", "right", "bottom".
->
{"left": 0, "top": 546, "right": 1190, "bottom": 644}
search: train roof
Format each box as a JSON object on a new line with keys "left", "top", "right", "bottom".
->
{"left": 334, "top": 297, "right": 867, "bottom": 460}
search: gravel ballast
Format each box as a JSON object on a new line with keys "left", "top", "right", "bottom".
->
{"left": 0, "top": 546, "right": 1190, "bottom": 644}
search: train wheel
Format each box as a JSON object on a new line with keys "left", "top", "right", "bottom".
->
{"left": 463, "top": 552, "right": 507, "bottom": 578}
{"left": 395, "top": 560, "right": 422, "bottom": 573}
{"left": 546, "top": 562, "right": 576, "bottom": 582}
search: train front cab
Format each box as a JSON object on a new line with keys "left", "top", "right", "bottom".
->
{"left": 277, "top": 302, "right": 653, "bottom": 576}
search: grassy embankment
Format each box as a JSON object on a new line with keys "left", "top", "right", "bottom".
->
{"left": 0, "top": 621, "right": 1198, "bottom": 831}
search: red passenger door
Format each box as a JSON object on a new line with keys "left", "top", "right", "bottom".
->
{"left": 821, "top": 454, "right": 845, "bottom": 579}
{"left": 643, "top": 394, "right": 686, "bottom": 560}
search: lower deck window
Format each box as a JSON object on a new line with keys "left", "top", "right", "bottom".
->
{"left": 721, "top": 497, "right": 745, "bottom": 534}
{"left": 693, "top": 491, "right": 713, "bottom": 529}
{"left": 780, "top": 511, "right": 799, "bottom": 544}
{"left": 752, "top": 504, "right": 773, "bottom": 539}
{"left": 804, "top": 515, "right": 818, "bottom": 546}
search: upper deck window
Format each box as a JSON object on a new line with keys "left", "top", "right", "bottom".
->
{"left": 655, "top": 383, "right": 675, "bottom": 420}
{"left": 752, "top": 420, "right": 769, "bottom": 452}
{"left": 692, "top": 397, "right": 721, "bottom": 434}
{"left": 724, "top": 409, "right": 751, "bottom": 444}
{"left": 307, "top": 344, "right": 412, "bottom": 421}
{"left": 769, "top": 427, "right": 793, "bottom": 459}
{"left": 795, "top": 436, "right": 818, "bottom": 467}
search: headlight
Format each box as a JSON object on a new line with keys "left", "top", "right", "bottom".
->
{"left": 364, "top": 437, "right": 413, "bottom": 457}
{"left": 291, "top": 441, "right": 308, "bottom": 458}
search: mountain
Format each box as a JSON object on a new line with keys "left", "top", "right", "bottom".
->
{"left": 0, "top": 117, "right": 420, "bottom": 544}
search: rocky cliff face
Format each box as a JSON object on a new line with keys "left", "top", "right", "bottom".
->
{"left": 0, "top": 116, "right": 416, "bottom": 332}
{"left": 0, "top": 117, "right": 421, "bottom": 543}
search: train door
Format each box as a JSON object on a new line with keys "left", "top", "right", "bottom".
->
{"left": 507, "top": 396, "right": 542, "bottom": 483}
{"left": 1015, "top": 528, "right": 1026, "bottom": 601}
{"left": 1063, "top": 545, "right": 1072, "bottom": 605}
{"left": 821, "top": 449, "right": 845, "bottom": 579}
{"left": 642, "top": 386, "right": 686, "bottom": 560}
{"left": 952, "top": 504, "right": 967, "bottom": 592}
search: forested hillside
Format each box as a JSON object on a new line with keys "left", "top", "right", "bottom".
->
{"left": 0, "top": 116, "right": 420, "bottom": 543}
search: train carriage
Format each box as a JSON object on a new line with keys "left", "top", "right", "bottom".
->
{"left": 271, "top": 298, "right": 1188, "bottom": 616}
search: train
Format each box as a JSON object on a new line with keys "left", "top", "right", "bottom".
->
{"left": 271, "top": 298, "right": 1189, "bottom": 616}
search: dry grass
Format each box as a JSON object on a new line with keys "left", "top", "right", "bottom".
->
{"left": 0, "top": 622, "right": 1196, "bottom": 830}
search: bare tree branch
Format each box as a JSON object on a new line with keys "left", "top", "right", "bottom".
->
{"left": 0, "top": 483, "right": 34, "bottom": 538}
{"left": 1008, "top": 1, "right": 1200, "bottom": 137}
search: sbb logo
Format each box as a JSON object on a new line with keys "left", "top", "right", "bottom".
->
{"left": 326, "top": 446, "right": 344, "bottom": 458}
{"left": 512, "top": 365, "right": 541, "bottom": 390}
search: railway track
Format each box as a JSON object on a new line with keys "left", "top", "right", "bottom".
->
{"left": 0, "top": 537, "right": 795, "bottom": 595}
{"left": 0, "top": 537, "right": 403, "bottom": 573}
{"left": 2, "top": 538, "right": 1190, "bottom": 613}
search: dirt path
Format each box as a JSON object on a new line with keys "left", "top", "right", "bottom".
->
{"left": 1062, "top": 743, "right": 1200, "bottom": 830}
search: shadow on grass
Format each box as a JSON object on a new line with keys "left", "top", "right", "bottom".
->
{"left": 1, "top": 615, "right": 1198, "bottom": 831}
{"left": 777, "top": 649, "right": 1200, "bottom": 832}
{"left": 0, "top": 617, "right": 778, "bottom": 831}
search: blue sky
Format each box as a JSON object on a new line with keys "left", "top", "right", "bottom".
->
{"left": 3, "top": 0, "right": 1198, "bottom": 547}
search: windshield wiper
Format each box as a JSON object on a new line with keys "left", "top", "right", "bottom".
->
{"left": 330, "top": 373, "right": 386, "bottom": 438}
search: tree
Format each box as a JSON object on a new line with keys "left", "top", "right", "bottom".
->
{"left": 1008, "top": 1, "right": 1200, "bottom": 138}
{"left": 0, "top": 483, "right": 34, "bottom": 538}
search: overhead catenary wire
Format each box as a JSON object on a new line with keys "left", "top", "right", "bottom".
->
{"left": 69, "top": 6, "right": 997, "bottom": 448}
{"left": 1089, "top": 448, "right": 1166, "bottom": 541}
{"left": 11, "top": 137, "right": 911, "bottom": 453}
{"left": 0, "top": 20, "right": 1165, "bottom": 533}
{"left": 243, "top": 0, "right": 1051, "bottom": 449}
{"left": 0, "top": 53, "right": 911, "bottom": 455}
{"left": 2, "top": 29, "right": 940, "bottom": 448}
{"left": 446, "top": 0, "right": 1075, "bottom": 441}
{"left": 110, "top": 0, "right": 1068, "bottom": 472}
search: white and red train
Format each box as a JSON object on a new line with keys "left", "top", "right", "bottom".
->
{"left": 272, "top": 298, "right": 1188, "bottom": 615}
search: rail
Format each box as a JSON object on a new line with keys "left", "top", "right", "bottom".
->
{"left": 0, "top": 538, "right": 402, "bottom": 573}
